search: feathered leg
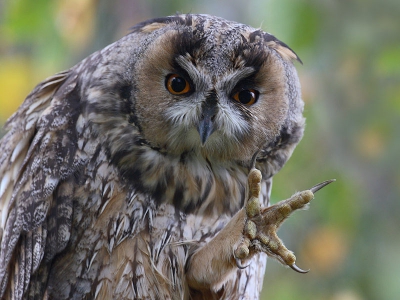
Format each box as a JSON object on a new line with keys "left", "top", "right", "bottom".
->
{"left": 186, "top": 167, "right": 334, "bottom": 292}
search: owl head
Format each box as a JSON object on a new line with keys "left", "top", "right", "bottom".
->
{"left": 85, "top": 14, "right": 304, "bottom": 169}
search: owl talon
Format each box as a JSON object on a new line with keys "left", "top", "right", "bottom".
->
{"left": 242, "top": 164, "right": 334, "bottom": 273}
{"left": 309, "top": 179, "right": 336, "bottom": 193}
{"left": 289, "top": 263, "right": 309, "bottom": 274}
{"left": 249, "top": 150, "right": 261, "bottom": 170}
{"left": 235, "top": 257, "right": 250, "bottom": 269}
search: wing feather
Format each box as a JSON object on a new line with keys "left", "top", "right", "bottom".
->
{"left": 0, "top": 69, "right": 85, "bottom": 298}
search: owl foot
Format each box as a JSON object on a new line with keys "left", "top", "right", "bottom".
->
{"left": 234, "top": 168, "right": 335, "bottom": 273}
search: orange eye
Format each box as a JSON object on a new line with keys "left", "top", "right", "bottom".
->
{"left": 232, "top": 89, "right": 259, "bottom": 105}
{"left": 165, "top": 74, "right": 191, "bottom": 95}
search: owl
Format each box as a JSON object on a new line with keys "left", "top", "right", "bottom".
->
{"left": 0, "top": 14, "right": 332, "bottom": 300}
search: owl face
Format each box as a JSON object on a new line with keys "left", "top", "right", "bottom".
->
{"left": 128, "top": 15, "right": 302, "bottom": 162}
{"left": 84, "top": 14, "right": 303, "bottom": 176}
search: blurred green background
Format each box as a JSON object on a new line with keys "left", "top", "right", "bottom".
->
{"left": 1, "top": 0, "right": 399, "bottom": 299}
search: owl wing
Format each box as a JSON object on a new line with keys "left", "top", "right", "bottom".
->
{"left": 257, "top": 117, "right": 305, "bottom": 180}
{"left": 0, "top": 69, "right": 84, "bottom": 298}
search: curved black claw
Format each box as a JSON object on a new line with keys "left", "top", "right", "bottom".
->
{"left": 235, "top": 258, "right": 251, "bottom": 269}
{"left": 249, "top": 150, "right": 261, "bottom": 170}
{"left": 310, "top": 179, "right": 336, "bottom": 193}
{"left": 289, "top": 263, "right": 310, "bottom": 274}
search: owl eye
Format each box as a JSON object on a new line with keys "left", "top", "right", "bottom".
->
{"left": 232, "top": 89, "right": 259, "bottom": 105}
{"left": 165, "top": 74, "right": 191, "bottom": 95}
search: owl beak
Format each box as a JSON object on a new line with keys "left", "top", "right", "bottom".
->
{"left": 197, "top": 95, "right": 218, "bottom": 145}
{"left": 197, "top": 109, "right": 216, "bottom": 145}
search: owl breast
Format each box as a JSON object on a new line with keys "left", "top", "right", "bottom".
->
{"left": 43, "top": 144, "right": 269, "bottom": 299}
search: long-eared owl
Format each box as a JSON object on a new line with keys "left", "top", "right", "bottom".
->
{"left": 0, "top": 14, "right": 310, "bottom": 299}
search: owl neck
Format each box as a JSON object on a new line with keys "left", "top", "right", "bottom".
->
{"left": 117, "top": 146, "right": 249, "bottom": 216}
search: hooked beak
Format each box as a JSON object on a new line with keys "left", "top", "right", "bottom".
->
{"left": 197, "top": 93, "right": 218, "bottom": 145}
